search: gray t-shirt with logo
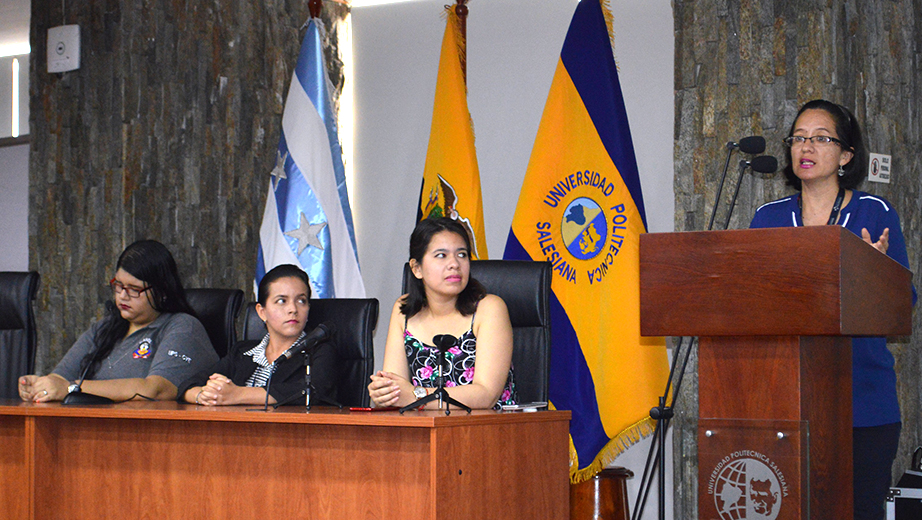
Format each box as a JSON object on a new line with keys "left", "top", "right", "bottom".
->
{"left": 52, "top": 312, "right": 218, "bottom": 388}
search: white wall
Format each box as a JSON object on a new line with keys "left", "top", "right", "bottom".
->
{"left": 352, "top": 1, "right": 674, "bottom": 518}
{"left": 0, "top": 141, "right": 28, "bottom": 271}
{"left": 352, "top": 0, "right": 674, "bottom": 343}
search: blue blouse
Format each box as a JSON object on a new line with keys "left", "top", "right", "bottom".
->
{"left": 751, "top": 190, "right": 916, "bottom": 427}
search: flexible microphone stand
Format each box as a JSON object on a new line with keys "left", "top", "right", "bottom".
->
{"left": 632, "top": 151, "right": 776, "bottom": 520}
{"left": 259, "top": 370, "right": 277, "bottom": 412}
{"left": 399, "top": 334, "right": 471, "bottom": 415}
{"left": 707, "top": 136, "right": 766, "bottom": 231}
{"left": 723, "top": 156, "right": 779, "bottom": 230}
{"left": 62, "top": 347, "right": 115, "bottom": 405}
{"left": 251, "top": 346, "right": 295, "bottom": 411}
{"left": 296, "top": 347, "right": 341, "bottom": 410}
{"left": 266, "top": 324, "right": 343, "bottom": 409}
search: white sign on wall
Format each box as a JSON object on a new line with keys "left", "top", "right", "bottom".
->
{"left": 867, "top": 153, "right": 891, "bottom": 184}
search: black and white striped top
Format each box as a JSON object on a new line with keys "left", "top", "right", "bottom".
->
{"left": 243, "top": 331, "right": 307, "bottom": 388}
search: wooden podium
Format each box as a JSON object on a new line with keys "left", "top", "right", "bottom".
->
{"left": 639, "top": 227, "right": 913, "bottom": 520}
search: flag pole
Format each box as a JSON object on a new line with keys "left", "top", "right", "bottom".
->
{"left": 454, "top": 0, "right": 468, "bottom": 85}
{"left": 309, "top": 0, "right": 322, "bottom": 19}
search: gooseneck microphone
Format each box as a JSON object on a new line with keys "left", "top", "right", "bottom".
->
{"left": 279, "top": 323, "right": 332, "bottom": 361}
{"left": 748, "top": 155, "right": 779, "bottom": 175}
{"left": 709, "top": 136, "right": 767, "bottom": 231}
{"left": 722, "top": 155, "right": 779, "bottom": 229}
{"left": 399, "top": 333, "right": 471, "bottom": 415}
{"left": 432, "top": 334, "right": 457, "bottom": 349}
{"left": 729, "top": 136, "right": 766, "bottom": 155}
{"left": 297, "top": 323, "right": 332, "bottom": 410}
{"left": 62, "top": 348, "right": 115, "bottom": 405}
{"left": 261, "top": 323, "right": 334, "bottom": 411}
{"left": 431, "top": 334, "right": 456, "bottom": 393}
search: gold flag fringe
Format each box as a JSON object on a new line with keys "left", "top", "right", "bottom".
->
{"left": 600, "top": 0, "right": 616, "bottom": 55}
{"left": 439, "top": 5, "right": 476, "bottom": 140}
{"left": 443, "top": 6, "right": 468, "bottom": 90}
{"left": 569, "top": 415, "right": 657, "bottom": 484}
{"left": 598, "top": 0, "right": 622, "bottom": 74}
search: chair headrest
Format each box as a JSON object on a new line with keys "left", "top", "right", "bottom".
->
{"left": 241, "top": 298, "right": 379, "bottom": 362}
{"left": 401, "top": 260, "right": 551, "bottom": 328}
{"left": 0, "top": 272, "right": 40, "bottom": 330}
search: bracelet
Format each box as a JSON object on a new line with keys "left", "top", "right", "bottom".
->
{"left": 195, "top": 389, "right": 204, "bottom": 405}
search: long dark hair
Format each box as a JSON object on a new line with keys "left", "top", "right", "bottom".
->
{"left": 82, "top": 240, "right": 194, "bottom": 378}
{"left": 401, "top": 217, "right": 486, "bottom": 318}
{"left": 782, "top": 99, "right": 867, "bottom": 190}
{"left": 258, "top": 264, "right": 311, "bottom": 305}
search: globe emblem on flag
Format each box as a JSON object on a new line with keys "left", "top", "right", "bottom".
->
{"left": 561, "top": 197, "right": 607, "bottom": 260}
{"left": 714, "top": 458, "right": 783, "bottom": 520}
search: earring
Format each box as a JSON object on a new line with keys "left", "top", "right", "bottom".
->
{"left": 838, "top": 165, "right": 845, "bottom": 177}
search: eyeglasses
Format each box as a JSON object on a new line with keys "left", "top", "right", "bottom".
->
{"left": 109, "top": 278, "right": 153, "bottom": 298}
{"left": 782, "top": 135, "right": 848, "bottom": 148}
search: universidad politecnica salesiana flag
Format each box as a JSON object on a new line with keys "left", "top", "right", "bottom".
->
{"left": 256, "top": 16, "right": 365, "bottom": 298}
{"left": 503, "top": 0, "right": 668, "bottom": 483}
{"left": 417, "top": 5, "right": 488, "bottom": 259}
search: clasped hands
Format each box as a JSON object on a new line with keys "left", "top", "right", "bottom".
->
{"left": 194, "top": 374, "right": 241, "bottom": 406}
{"left": 367, "top": 371, "right": 413, "bottom": 408}
{"left": 19, "top": 374, "right": 69, "bottom": 402}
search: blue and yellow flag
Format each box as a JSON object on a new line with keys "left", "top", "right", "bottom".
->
{"left": 417, "top": 6, "right": 488, "bottom": 259}
{"left": 503, "top": 0, "right": 668, "bottom": 482}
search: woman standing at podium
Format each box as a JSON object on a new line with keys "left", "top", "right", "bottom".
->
{"left": 751, "top": 99, "right": 916, "bottom": 520}
{"left": 367, "top": 217, "right": 516, "bottom": 410}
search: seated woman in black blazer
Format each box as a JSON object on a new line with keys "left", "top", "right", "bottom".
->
{"left": 178, "top": 264, "right": 336, "bottom": 406}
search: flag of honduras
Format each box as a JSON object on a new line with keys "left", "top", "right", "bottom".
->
{"left": 256, "top": 18, "right": 364, "bottom": 298}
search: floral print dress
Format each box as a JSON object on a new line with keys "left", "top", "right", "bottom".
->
{"left": 404, "top": 316, "right": 517, "bottom": 408}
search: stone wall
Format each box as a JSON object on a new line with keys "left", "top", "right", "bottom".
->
{"left": 674, "top": 0, "right": 922, "bottom": 516}
{"left": 29, "top": 1, "right": 348, "bottom": 373}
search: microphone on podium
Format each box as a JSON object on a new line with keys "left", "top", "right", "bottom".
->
{"left": 709, "top": 135, "right": 767, "bottom": 231}
{"left": 747, "top": 155, "right": 779, "bottom": 175}
{"left": 721, "top": 155, "right": 779, "bottom": 230}
{"left": 728, "top": 135, "right": 766, "bottom": 155}
{"left": 432, "top": 334, "right": 457, "bottom": 389}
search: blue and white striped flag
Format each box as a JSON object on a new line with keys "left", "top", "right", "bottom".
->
{"left": 256, "top": 18, "right": 364, "bottom": 298}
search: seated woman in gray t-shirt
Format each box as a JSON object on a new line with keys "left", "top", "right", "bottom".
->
{"left": 18, "top": 240, "right": 217, "bottom": 402}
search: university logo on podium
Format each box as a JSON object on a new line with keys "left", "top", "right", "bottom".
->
{"left": 707, "top": 449, "right": 790, "bottom": 520}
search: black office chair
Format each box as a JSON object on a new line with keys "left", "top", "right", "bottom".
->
{"left": 402, "top": 260, "right": 552, "bottom": 404}
{"left": 242, "top": 298, "right": 379, "bottom": 408}
{"left": 186, "top": 288, "right": 245, "bottom": 358}
{"left": 0, "top": 271, "right": 41, "bottom": 399}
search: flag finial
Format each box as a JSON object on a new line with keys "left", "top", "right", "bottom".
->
{"left": 309, "top": 0, "right": 323, "bottom": 19}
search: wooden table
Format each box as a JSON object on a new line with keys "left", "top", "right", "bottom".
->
{"left": 0, "top": 400, "right": 570, "bottom": 519}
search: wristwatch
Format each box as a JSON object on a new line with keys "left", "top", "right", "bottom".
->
{"left": 67, "top": 383, "right": 80, "bottom": 394}
{"left": 413, "top": 386, "right": 427, "bottom": 399}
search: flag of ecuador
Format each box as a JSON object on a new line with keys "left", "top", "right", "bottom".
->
{"left": 417, "top": 6, "right": 488, "bottom": 259}
{"left": 503, "top": 0, "right": 668, "bottom": 483}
